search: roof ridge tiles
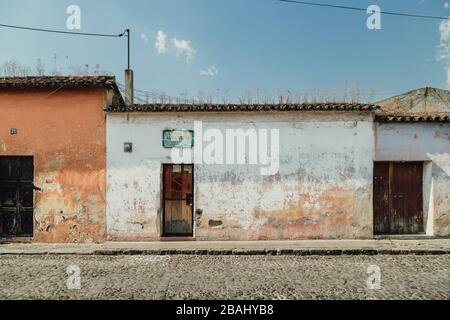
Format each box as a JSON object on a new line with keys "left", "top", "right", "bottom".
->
{"left": 106, "top": 102, "right": 379, "bottom": 113}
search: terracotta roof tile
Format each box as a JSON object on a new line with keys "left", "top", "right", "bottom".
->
{"left": 375, "top": 115, "right": 450, "bottom": 123}
{"left": 0, "top": 76, "right": 117, "bottom": 89}
{"left": 107, "top": 103, "right": 379, "bottom": 113}
{"left": 376, "top": 87, "right": 450, "bottom": 115}
{"left": 0, "top": 75, "right": 124, "bottom": 107}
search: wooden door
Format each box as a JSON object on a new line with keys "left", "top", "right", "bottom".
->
{"left": 391, "top": 162, "right": 423, "bottom": 234}
{"left": 163, "top": 164, "right": 194, "bottom": 236}
{"left": 373, "top": 162, "right": 424, "bottom": 235}
{"left": 0, "top": 156, "right": 34, "bottom": 237}
{"left": 373, "top": 162, "right": 390, "bottom": 235}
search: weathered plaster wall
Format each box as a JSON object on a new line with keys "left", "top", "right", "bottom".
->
{"left": 107, "top": 112, "right": 375, "bottom": 240}
{"left": 0, "top": 88, "right": 107, "bottom": 243}
{"left": 375, "top": 122, "right": 450, "bottom": 237}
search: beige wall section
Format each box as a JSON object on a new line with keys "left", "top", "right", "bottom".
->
{"left": 375, "top": 122, "right": 450, "bottom": 237}
{"left": 0, "top": 88, "right": 108, "bottom": 243}
{"left": 107, "top": 112, "right": 375, "bottom": 241}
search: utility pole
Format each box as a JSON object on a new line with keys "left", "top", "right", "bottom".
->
{"left": 125, "top": 29, "right": 130, "bottom": 70}
{"left": 124, "top": 29, "right": 134, "bottom": 106}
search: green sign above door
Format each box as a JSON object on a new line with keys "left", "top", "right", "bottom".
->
{"left": 162, "top": 129, "right": 194, "bottom": 148}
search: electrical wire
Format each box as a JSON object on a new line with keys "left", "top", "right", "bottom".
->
{"left": 277, "top": 0, "right": 450, "bottom": 20}
{"left": 0, "top": 1, "right": 447, "bottom": 41}
{"left": 0, "top": 23, "right": 126, "bottom": 37}
{"left": 117, "top": 83, "right": 201, "bottom": 104}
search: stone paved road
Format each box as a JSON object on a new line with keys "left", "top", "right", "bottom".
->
{"left": 0, "top": 255, "right": 448, "bottom": 300}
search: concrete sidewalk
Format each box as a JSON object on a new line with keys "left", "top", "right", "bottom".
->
{"left": 0, "top": 239, "right": 449, "bottom": 256}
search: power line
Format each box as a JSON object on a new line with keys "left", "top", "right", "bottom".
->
{"left": 0, "top": 22, "right": 130, "bottom": 69}
{"left": 0, "top": 23, "right": 126, "bottom": 37}
{"left": 278, "top": 0, "right": 450, "bottom": 20}
{"left": 117, "top": 83, "right": 201, "bottom": 104}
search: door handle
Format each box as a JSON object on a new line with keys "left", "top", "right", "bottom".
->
{"left": 19, "top": 181, "right": 42, "bottom": 192}
{"left": 186, "top": 194, "right": 193, "bottom": 206}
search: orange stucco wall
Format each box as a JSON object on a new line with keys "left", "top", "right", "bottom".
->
{"left": 0, "top": 88, "right": 107, "bottom": 243}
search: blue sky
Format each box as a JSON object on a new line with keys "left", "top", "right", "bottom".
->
{"left": 1, "top": 0, "right": 450, "bottom": 102}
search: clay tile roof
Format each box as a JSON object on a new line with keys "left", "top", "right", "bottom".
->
{"left": 376, "top": 87, "right": 450, "bottom": 122}
{"left": 106, "top": 102, "right": 379, "bottom": 113}
{"left": 375, "top": 115, "right": 450, "bottom": 123}
{"left": 0, "top": 75, "right": 124, "bottom": 108}
{"left": 0, "top": 75, "right": 117, "bottom": 89}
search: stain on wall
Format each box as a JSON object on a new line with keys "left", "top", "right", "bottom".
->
{"left": 0, "top": 88, "right": 107, "bottom": 243}
{"left": 107, "top": 112, "right": 375, "bottom": 240}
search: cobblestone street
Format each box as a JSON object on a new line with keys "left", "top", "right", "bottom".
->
{"left": 0, "top": 255, "right": 448, "bottom": 300}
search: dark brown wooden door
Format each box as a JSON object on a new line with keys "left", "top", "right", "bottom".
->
{"left": 391, "top": 162, "right": 423, "bottom": 234}
{"left": 0, "top": 156, "right": 34, "bottom": 237}
{"left": 373, "top": 162, "right": 424, "bottom": 235}
{"left": 163, "top": 164, "right": 193, "bottom": 236}
{"left": 373, "top": 162, "right": 390, "bottom": 235}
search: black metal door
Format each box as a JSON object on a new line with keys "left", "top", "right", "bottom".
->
{"left": 0, "top": 157, "right": 34, "bottom": 237}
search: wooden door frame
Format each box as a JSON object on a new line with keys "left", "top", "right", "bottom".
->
{"left": 161, "top": 164, "right": 194, "bottom": 237}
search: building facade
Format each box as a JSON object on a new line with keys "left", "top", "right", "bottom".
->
{"left": 0, "top": 76, "right": 122, "bottom": 242}
{"left": 106, "top": 104, "right": 377, "bottom": 241}
{"left": 1, "top": 77, "right": 449, "bottom": 243}
{"left": 374, "top": 88, "right": 450, "bottom": 237}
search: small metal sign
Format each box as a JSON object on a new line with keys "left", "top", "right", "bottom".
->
{"left": 124, "top": 142, "right": 133, "bottom": 153}
{"left": 163, "top": 129, "right": 194, "bottom": 148}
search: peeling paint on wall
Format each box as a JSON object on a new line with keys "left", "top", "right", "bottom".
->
{"left": 107, "top": 112, "right": 375, "bottom": 240}
{"left": 375, "top": 122, "right": 450, "bottom": 237}
{"left": 0, "top": 88, "right": 108, "bottom": 243}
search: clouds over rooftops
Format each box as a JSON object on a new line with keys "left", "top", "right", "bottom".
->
{"left": 144, "top": 30, "right": 195, "bottom": 64}
{"left": 140, "top": 29, "right": 218, "bottom": 76}
{"left": 155, "top": 30, "right": 168, "bottom": 55}
{"left": 140, "top": 33, "right": 149, "bottom": 43}
{"left": 438, "top": 18, "right": 450, "bottom": 87}
{"left": 172, "top": 38, "right": 196, "bottom": 64}
{"left": 200, "top": 65, "right": 218, "bottom": 77}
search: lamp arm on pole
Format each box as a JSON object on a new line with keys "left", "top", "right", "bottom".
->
{"left": 125, "top": 29, "right": 130, "bottom": 70}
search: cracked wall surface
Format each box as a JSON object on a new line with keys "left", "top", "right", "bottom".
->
{"left": 0, "top": 88, "right": 107, "bottom": 243}
{"left": 107, "top": 112, "right": 375, "bottom": 240}
{"left": 375, "top": 122, "right": 450, "bottom": 237}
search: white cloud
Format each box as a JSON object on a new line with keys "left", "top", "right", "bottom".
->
{"left": 155, "top": 30, "right": 168, "bottom": 55}
{"left": 173, "top": 38, "right": 196, "bottom": 64}
{"left": 438, "top": 19, "right": 450, "bottom": 87}
{"left": 200, "top": 65, "right": 219, "bottom": 76}
{"left": 154, "top": 30, "right": 197, "bottom": 65}
{"left": 141, "top": 33, "right": 149, "bottom": 43}
{"left": 445, "top": 2, "right": 449, "bottom": 9}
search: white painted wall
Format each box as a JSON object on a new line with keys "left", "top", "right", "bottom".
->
{"left": 375, "top": 122, "right": 450, "bottom": 237}
{"left": 106, "top": 112, "right": 375, "bottom": 240}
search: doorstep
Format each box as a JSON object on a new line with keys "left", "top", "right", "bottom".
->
{"left": 374, "top": 234, "right": 436, "bottom": 240}
{"left": 160, "top": 237, "right": 196, "bottom": 242}
{"left": 0, "top": 237, "right": 33, "bottom": 244}
{"left": 0, "top": 239, "right": 449, "bottom": 256}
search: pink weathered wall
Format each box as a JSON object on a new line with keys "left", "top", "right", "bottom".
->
{"left": 0, "top": 88, "right": 107, "bottom": 243}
